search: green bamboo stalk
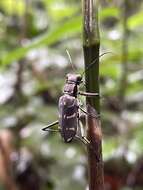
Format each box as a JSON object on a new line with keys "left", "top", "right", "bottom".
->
{"left": 82, "top": 0, "right": 104, "bottom": 190}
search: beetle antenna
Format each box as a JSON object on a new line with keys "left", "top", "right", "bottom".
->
{"left": 66, "top": 49, "right": 76, "bottom": 72}
{"left": 81, "top": 51, "right": 113, "bottom": 77}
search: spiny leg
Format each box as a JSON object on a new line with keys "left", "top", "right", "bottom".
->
{"left": 42, "top": 120, "right": 60, "bottom": 132}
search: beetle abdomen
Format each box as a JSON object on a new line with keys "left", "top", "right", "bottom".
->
{"left": 58, "top": 94, "right": 78, "bottom": 142}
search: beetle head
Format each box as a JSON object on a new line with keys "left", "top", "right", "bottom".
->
{"left": 66, "top": 74, "right": 82, "bottom": 85}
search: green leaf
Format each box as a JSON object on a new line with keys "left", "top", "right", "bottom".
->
{"left": 100, "top": 62, "right": 121, "bottom": 79}
{"left": 43, "top": 0, "right": 79, "bottom": 22}
{"left": 99, "top": 7, "right": 120, "bottom": 20}
{"left": 1, "top": 16, "right": 82, "bottom": 66}
{"left": 0, "top": 0, "right": 25, "bottom": 16}
{"left": 48, "top": 3, "right": 79, "bottom": 21}
{"left": 127, "top": 11, "right": 143, "bottom": 29}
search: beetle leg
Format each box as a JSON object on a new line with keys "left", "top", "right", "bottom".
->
{"left": 75, "top": 135, "right": 88, "bottom": 145}
{"left": 76, "top": 133, "right": 90, "bottom": 145}
{"left": 79, "top": 106, "right": 100, "bottom": 118}
{"left": 79, "top": 91, "right": 99, "bottom": 97}
{"left": 76, "top": 119, "right": 88, "bottom": 144}
{"left": 78, "top": 121, "right": 90, "bottom": 144}
{"left": 42, "top": 120, "right": 60, "bottom": 132}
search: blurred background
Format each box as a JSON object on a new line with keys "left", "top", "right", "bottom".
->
{"left": 0, "top": 0, "right": 143, "bottom": 190}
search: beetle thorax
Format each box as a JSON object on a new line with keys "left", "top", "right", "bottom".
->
{"left": 63, "top": 74, "right": 82, "bottom": 97}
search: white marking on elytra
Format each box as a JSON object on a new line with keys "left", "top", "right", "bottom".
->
{"left": 66, "top": 127, "right": 75, "bottom": 131}
{"left": 70, "top": 128, "right": 76, "bottom": 131}
{"left": 67, "top": 113, "right": 76, "bottom": 119}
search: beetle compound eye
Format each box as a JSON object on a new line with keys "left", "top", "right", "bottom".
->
{"left": 77, "top": 74, "right": 82, "bottom": 80}
{"left": 76, "top": 75, "right": 82, "bottom": 84}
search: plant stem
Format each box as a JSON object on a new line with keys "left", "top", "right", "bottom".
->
{"left": 82, "top": 0, "right": 104, "bottom": 190}
{"left": 0, "top": 137, "right": 18, "bottom": 190}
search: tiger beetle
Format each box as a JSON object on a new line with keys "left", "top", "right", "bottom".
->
{"left": 42, "top": 51, "right": 109, "bottom": 158}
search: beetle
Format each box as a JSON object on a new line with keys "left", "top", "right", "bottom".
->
{"left": 42, "top": 52, "right": 109, "bottom": 146}
{"left": 42, "top": 73, "right": 99, "bottom": 150}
